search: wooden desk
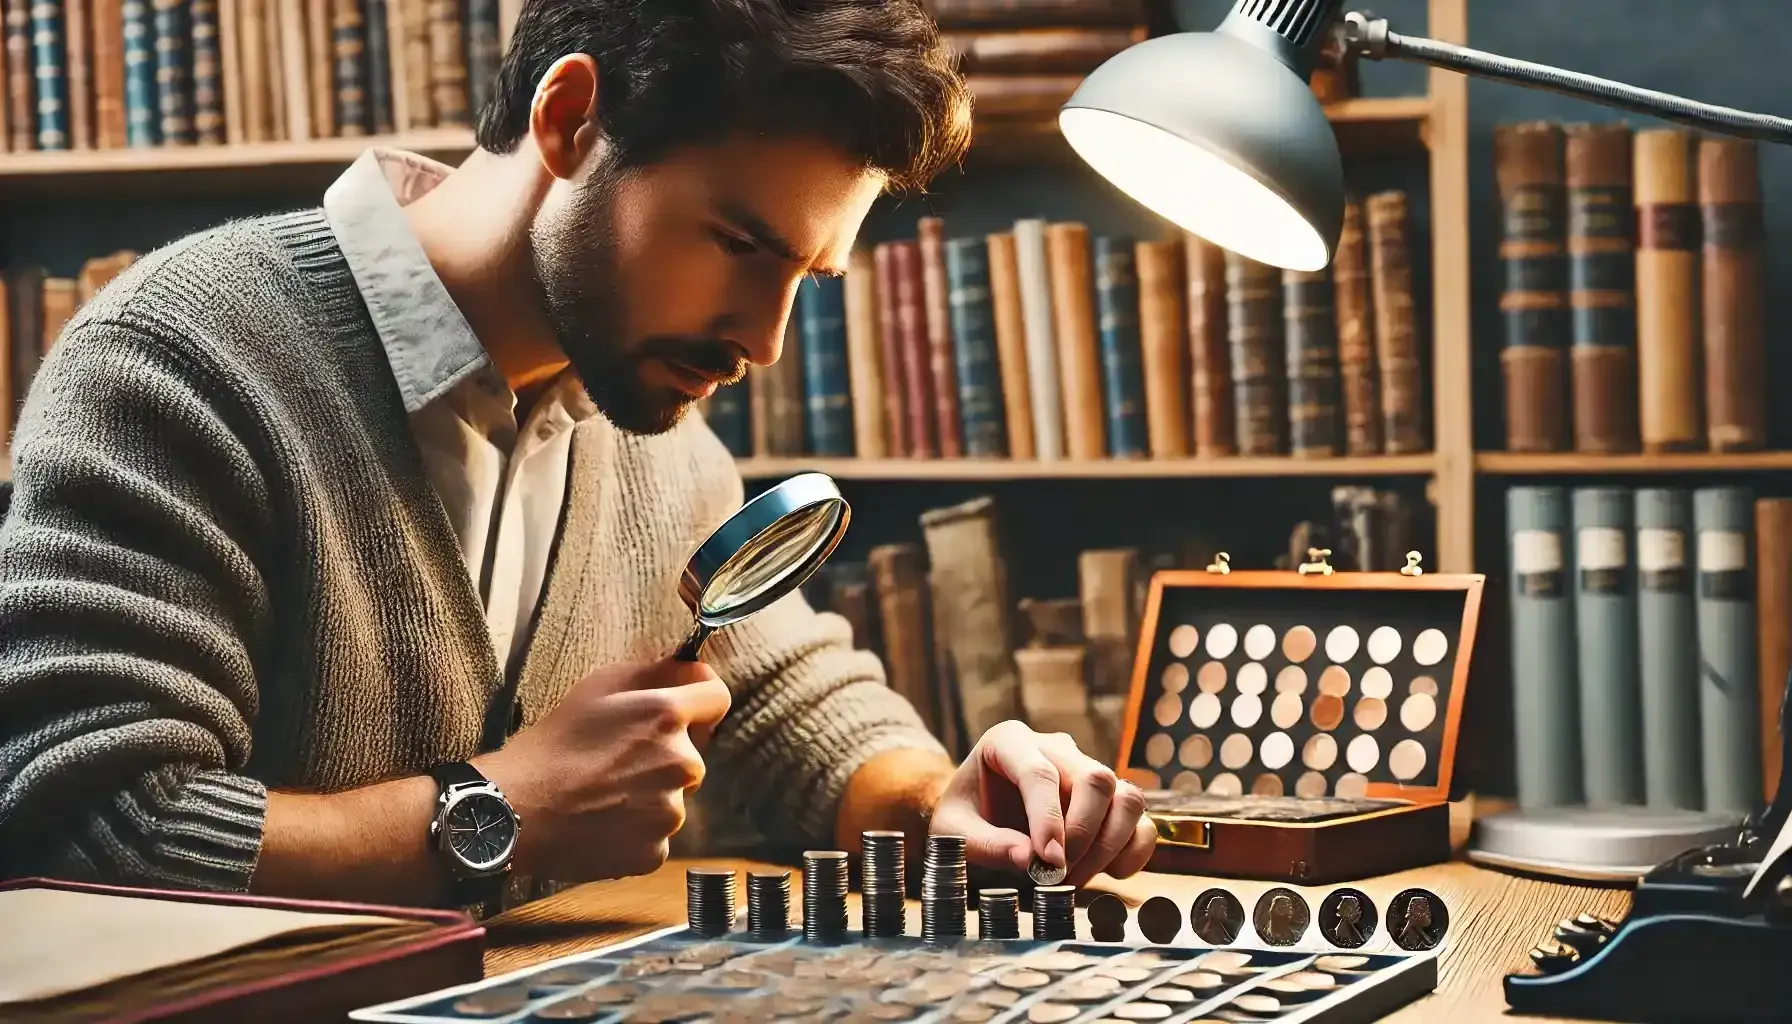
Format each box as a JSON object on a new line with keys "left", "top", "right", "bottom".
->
{"left": 483, "top": 856, "right": 1632, "bottom": 1023}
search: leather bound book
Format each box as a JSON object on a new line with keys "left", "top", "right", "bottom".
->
{"left": 1283, "top": 266, "right": 1342, "bottom": 458}
{"left": 844, "top": 247, "right": 888, "bottom": 460}
{"left": 869, "top": 542, "right": 945, "bottom": 741}
{"left": 0, "top": 877, "right": 483, "bottom": 1024}
{"left": 1698, "top": 137, "right": 1767, "bottom": 452}
{"left": 761, "top": 314, "right": 805, "bottom": 456}
{"left": 10, "top": 266, "right": 43, "bottom": 401}
{"left": 943, "top": 235, "right": 1009, "bottom": 457}
{"left": 1572, "top": 486, "right": 1643, "bottom": 807}
{"left": 923, "top": 0, "right": 1146, "bottom": 29}
{"left": 1136, "top": 238, "right": 1190, "bottom": 458}
{"left": 1223, "top": 248, "right": 1286, "bottom": 456}
{"left": 702, "top": 379, "right": 750, "bottom": 457}
{"left": 1365, "top": 189, "right": 1428, "bottom": 453}
{"left": 425, "top": 0, "right": 467, "bottom": 126}
{"left": 30, "top": 0, "right": 69, "bottom": 149}
{"left": 1508, "top": 484, "right": 1582, "bottom": 809}
{"left": 796, "top": 274, "right": 853, "bottom": 457}
{"left": 871, "top": 242, "right": 911, "bottom": 457}
{"left": 1046, "top": 221, "right": 1106, "bottom": 460}
{"left": 235, "top": 0, "right": 269, "bottom": 143}
{"left": 465, "top": 0, "right": 500, "bottom": 119}
{"left": 190, "top": 0, "right": 223, "bottom": 144}
{"left": 1183, "top": 231, "right": 1233, "bottom": 458}
{"left": 331, "top": 0, "right": 369, "bottom": 135}
{"left": 1495, "top": 121, "right": 1569, "bottom": 451}
{"left": 93, "top": 0, "right": 127, "bottom": 146}
{"left": 64, "top": 0, "right": 92, "bottom": 148}
{"left": 1333, "top": 197, "right": 1382, "bottom": 455}
{"left": 39, "top": 277, "right": 77, "bottom": 354}
{"left": 1019, "top": 596, "right": 1084, "bottom": 647}
{"left": 1694, "top": 486, "right": 1761, "bottom": 815}
{"left": 1635, "top": 487, "right": 1701, "bottom": 810}
{"left": 1014, "top": 218, "right": 1064, "bottom": 461}
{"left": 1756, "top": 498, "right": 1792, "bottom": 801}
{"left": 1634, "top": 127, "right": 1704, "bottom": 453}
{"left": 917, "top": 217, "right": 965, "bottom": 458}
{"left": 303, "top": 0, "right": 330, "bottom": 137}
{"left": 942, "top": 25, "right": 1144, "bottom": 75}
{"left": 383, "top": 0, "right": 409, "bottom": 128}
{"left": 890, "top": 238, "right": 939, "bottom": 458}
{"left": 362, "top": 0, "right": 391, "bottom": 133}
{"left": 4, "top": 0, "right": 32, "bottom": 151}
{"left": 393, "top": 0, "right": 432, "bottom": 129}
{"left": 1093, "top": 235, "right": 1147, "bottom": 458}
{"left": 151, "top": 0, "right": 193, "bottom": 145}
{"left": 985, "top": 231, "right": 1038, "bottom": 460}
{"left": 920, "top": 497, "right": 1026, "bottom": 741}
{"left": 1565, "top": 122, "right": 1638, "bottom": 452}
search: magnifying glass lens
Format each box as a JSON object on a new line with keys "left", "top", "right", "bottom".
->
{"left": 702, "top": 501, "right": 843, "bottom": 617}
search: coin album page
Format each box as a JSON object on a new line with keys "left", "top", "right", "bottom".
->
{"left": 351, "top": 923, "right": 1440, "bottom": 1023}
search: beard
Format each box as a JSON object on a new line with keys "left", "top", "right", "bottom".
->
{"left": 527, "top": 159, "right": 745, "bottom": 436}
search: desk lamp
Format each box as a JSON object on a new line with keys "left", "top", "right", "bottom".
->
{"left": 1058, "top": 0, "right": 1792, "bottom": 880}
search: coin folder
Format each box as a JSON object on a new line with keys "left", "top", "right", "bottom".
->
{"left": 350, "top": 921, "right": 1440, "bottom": 1023}
{"left": 1116, "top": 563, "right": 1485, "bottom": 885}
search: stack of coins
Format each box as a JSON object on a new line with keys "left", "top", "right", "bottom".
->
{"left": 747, "top": 870, "right": 791, "bottom": 937}
{"left": 920, "top": 834, "right": 968, "bottom": 944}
{"left": 1033, "top": 885, "right": 1077, "bottom": 940}
{"left": 687, "top": 867, "right": 737, "bottom": 937}
{"left": 802, "top": 850, "right": 850, "bottom": 943}
{"left": 861, "top": 830, "right": 907, "bottom": 938}
{"left": 978, "top": 888, "right": 1021, "bottom": 939}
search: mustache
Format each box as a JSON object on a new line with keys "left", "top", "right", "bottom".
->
{"left": 639, "top": 337, "right": 749, "bottom": 386}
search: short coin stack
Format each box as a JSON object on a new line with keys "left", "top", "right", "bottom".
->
{"left": 920, "top": 834, "right": 968, "bottom": 944}
{"left": 746, "top": 870, "right": 790, "bottom": 937}
{"left": 801, "top": 850, "right": 850, "bottom": 943}
{"left": 1033, "top": 884, "right": 1078, "bottom": 941}
{"left": 860, "top": 830, "right": 906, "bottom": 938}
{"left": 685, "top": 868, "right": 737, "bottom": 938}
{"left": 978, "top": 888, "right": 1021, "bottom": 939}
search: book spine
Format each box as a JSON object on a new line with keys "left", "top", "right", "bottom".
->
{"left": 762, "top": 315, "right": 804, "bottom": 456}
{"left": 1013, "top": 218, "right": 1063, "bottom": 461}
{"left": 331, "top": 0, "right": 367, "bottom": 135}
{"left": 1333, "top": 197, "right": 1381, "bottom": 455}
{"left": 1045, "top": 221, "right": 1105, "bottom": 460}
{"left": 303, "top": 0, "right": 330, "bottom": 138}
{"left": 1283, "top": 266, "right": 1342, "bottom": 457}
{"left": 1565, "top": 122, "right": 1637, "bottom": 452}
{"left": 1184, "top": 231, "right": 1233, "bottom": 457}
{"left": 1634, "top": 128, "right": 1704, "bottom": 452}
{"left": 362, "top": 0, "right": 391, "bottom": 133}
{"left": 917, "top": 217, "right": 964, "bottom": 458}
{"left": 1365, "top": 189, "right": 1426, "bottom": 453}
{"left": 396, "top": 0, "right": 430, "bottom": 128}
{"left": 1694, "top": 485, "right": 1761, "bottom": 814}
{"left": 798, "top": 274, "right": 853, "bottom": 457}
{"left": 1635, "top": 487, "right": 1703, "bottom": 810}
{"left": 4, "top": 0, "right": 33, "bottom": 151}
{"left": 424, "top": 0, "right": 465, "bottom": 126}
{"left": 890, "top": 239, "right": 938, "bottom": 458}
{"left": 1495, "top": 122, "right": 1569, "bottom": 451}
{"left": 30, "top": 0, "right": 68, "bottom": 149}
{"left": 11, "top": 266, "right": 44, "bottom": 399}
{"left": 1224, "top": 249, "right": 1286, "bottom": 456}
{"left": 868, "top": 543, "right": 943, "bottom": 741}
{"left": 985, "top": 232, "right": 1037, "bottom": 461}
{"left": 64, "top": 0, "right": 92, "bottom": 148}
{"left": 1093, "top": 235, "right": 1146, "bottom": 458}
{"left": 119, "top": 0, "right": 156, "bottom": 145}
{"left": 871, "top": 241, "right": 910, "bottom": 457}
{"left": 1755, "top": 498, "right": 1792, "bottom": 802}
{"left": 92, "top": 0, "right": 127, "bottom": 147}
{"left": 1572, "top": 485, "right": 1643, "bottom": 806}
{"left": 919, "top": 496, "right": 1025, "bottom": 740}
{"left": 1698, "top": 137, "right": 1766, "bottom": 452}
{"left": 189, "top": 0, "right": 221, "bottom": 143}
{"left": 149, "top": 0, "right": 190, "bottom": 144}
{"left": 943, "top": 235, "right": 1008, "bottom": 458}
{"left": 843, "top": 247, "right": 887, "bottom": 460}
{"left": 465, "top": 0, "right": 497, "bottom": 117}
{"left": 1508, "top": 484, "right": 1582, "bottom": 809}
{"left": 1135, "top": 238, "right": 1189, "bottom": 458}
{"left": 941, "top": 25, "right": 1144, "bottom": 75}
{"left": 703, "top": 380, "right": 750, "bottom": 457}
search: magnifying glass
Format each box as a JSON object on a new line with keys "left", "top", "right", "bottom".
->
{"left": 673, "top": 472, "right": 852, "bottom": 662}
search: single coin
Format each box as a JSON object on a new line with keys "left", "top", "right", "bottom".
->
{"left": 1274, "top": 665, "right": 1308, "bottom": 695}
{"left": 1314, "top": 955, "right": 1371, "bottom": 972}
{"left": 1284, "top": 970, "right": 1341, "bottom": 990}
{"left": 1179, "top": 733, "right": 1214, "bottom": 769}
{"left": 1219, "top": 732, "right": 1253, "bottom": 769}
{"left": 1154, "top": 691, "right": 1184, "bottom": 728}
{"left": 1389, "top": 738, "right": 1427, "bottom": 780}
{"left": 584, "top": 983, "right": 645, "bottom": 1005}
{"left": 531, "top": 967, "right": 598, "bottom": 987}
{"left": 1413, "top": 627, "right": 1448, "bottom": 666}
{"left": 1359, "top": 666, "right": 1394, "bottom": 700}
{"left": 1346, "top": 734, "right": 1380, "bottom": 773}
{"left": 1137, "top": 895, "right": 1182, "bottom": 944}
{"left": 1353, "top": 696, "right": 1387, "bottom": 731}
{"left": 1197, "top": 660, "right": 1229, "bottom": 693}
{"left": 1205, "top": 772, "right": 1242, "bottom": 797}
{"left": 1144, "top": 732, "right": 1175, "bottom": 769}
{"left": 1234, "top": 994, "right": 1282, "bottom": 1014}
{"left": 1388, "top": 888, "right": 1449, "bottom": 950}
{"left": 881, "top": 987, "right": 937, "bottom": 1008}
{"left": 1190, "top": 692, "right": 1223, "bottom": 728}
{"left": 1259, "top": 731, "right": 1294, "bottom": 770}
{"left": 1235, "top": 662, "right": 1268, "bottom": 695}
{"left": 1170, "top": 770, "right": 1203, "bottom": 793}
{"left": 1295, "top": 770, "right": 1328, "bottom": 798}
{"left": 1411, "top": 675, "right": 1439, "bottom": 697}
{"left": 1088, "top": 893, "right": 1130, "bottom": 942}
{"left": 1260, "top": 979, "right": 1308, "bottom": 994}
{"left": 1179, "top": 971, "right": 1224, "bottom": 990}
{"left": 619, "top": 956, "right": 673, "bottom": 977}
{"left": 1302, "top": 733, "right": 1338, "bottom": 771}
{"left": 535, "top": 997, "right": 608, "bottom": 1021}
{"left": 1205, "top": 623, "right": 1239, "bottom": 658}
{"left": 1250, "top": 773, "right": 1284, "bottom": 797}
{"left": 1113, "top": 1001, "right": 1173, "bottom": 1020}
{"left": 454, "top": 988, "right": 533, "bottom": 1016}
{"left": 952, "top": 1004, "right": 998, "bottom": 1022}
{"left": 1189, "top": 890, "right": 1245, "bottom": 946}
{"left": 1310, "top": 693, "right": 1345, "bottom": 731}
{"left": 980, "top": 987, "right": 1021, "bottom": 1007}
{"left": 1078, "top": 976, "right": 1124, "bottom": 995}
{"left": 1317, "top": 664, "right": 1352, "bottom": 697}
{"left": 862, "top": 1002, "right": 918, "bottom": 1021}
{"left": 1230, "top": 693, "right": 1263, "bottom": 728}
{"left": 1029, "top": 855, "right": 1068, "bottom": 886}
{"left": 1270, "top": 692, "right": 1303, "bottom": 730}
{"left": 1029, "top": 951, "right": 1093, "bottom": 972}
{"left": 1366, "top": 626, "right": 1402, "bottom": 664}
{"left": 1243, "top": 623, "right": 1276, "bottom": 660}
{"left": 1169, "top": 624, "right": 1201, "bottom": 658}
{"left": 1324, "top": 625, "right": 1360, "bottom": 663}
{"left": 1029, "top": 1003, "right": 1082, "bottom": 1024}
{"left": 1098, "top": 964, "right": 1156, "bottom": 983}
{"left": 1317, "top": 887, "right": 1379, "bottom": 949}
{"left": 1145, "top": 986, "right": 1195, "bottom": 1003}
{"left": 1282, "top": 625, "right": 1317, "bottom": 662}
{"left": 1335, "top": 772, "right": 1370, "bottom": 798}
{"left": 998, "top": 969, "right": 1053, "bottom": 990}
{"left": 1251, "top": 887, "right": 1310, "bottom": 946}
{"left": 1162, "top": 662, "right": 1191, "bottom": 694}
{"left": 1057, "top": 982, "right": 1117, "bottom": 1003}
{"left": 1401, "top": 693, "right": 1437, "bottom": 732}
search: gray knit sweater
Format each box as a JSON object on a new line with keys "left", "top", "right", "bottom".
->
{"left": 0, "top": 210, "right": 942, "bottom": 898}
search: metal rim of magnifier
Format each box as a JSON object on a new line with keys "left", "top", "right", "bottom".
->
{"left": 677, "top": 472, "right": 851, "bottom": 627}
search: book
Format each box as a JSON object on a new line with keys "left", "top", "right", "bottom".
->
{"left": 1495, "top": 121, "right": 1569, "bottom": 452}
{"left": 1508, "top": 485, "right": 1582, "bottom": 809}
{"left": 1564, "top": 122, "right": 1638, "bottom": 453}
{"left": 1572, "top": 485, "right": 1643, "bottom": 806}
{"left": 1635, "top": 487, "right": 1703, "bottom": 810}
{"left": 1698, "top": 137, "right": 1767, "bottom": 452}
{"left": 1634, "top": 128, "right": 1704, "bottom": 453}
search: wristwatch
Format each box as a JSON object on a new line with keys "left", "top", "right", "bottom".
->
{"left": 427, "top": 761, "right": 520, "bottom": 911}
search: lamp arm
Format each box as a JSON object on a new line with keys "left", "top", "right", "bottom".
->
{"left": 1342, "top": 11, "right": 1792, "bottom": 146}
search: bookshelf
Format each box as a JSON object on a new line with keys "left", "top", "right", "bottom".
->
{"left": 1477, "top": 451, "right": 1792, "bottom": 475}
{"left": 737, "top": 453, "right": 1440, "bottom": 482}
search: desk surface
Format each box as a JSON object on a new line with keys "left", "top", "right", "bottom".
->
{"left": 483, "top": 855, "right": 1632, "bottom": 1023}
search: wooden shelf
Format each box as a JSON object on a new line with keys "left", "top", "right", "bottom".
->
{"left": 0, "top": 128, "right": 475, "bottom": 178}
{"left": 1476, "top": 451, "right": 1792, "bottom": 475}
{"left": 736, "top": 454, "right": 1438, "bottom": 481}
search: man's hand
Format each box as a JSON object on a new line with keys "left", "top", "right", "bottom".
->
{"left": 930, "top": 721, "right": 1154, "bottom": 886}
{"left": 473, "top": 658, "right": 731, "bottom": 884}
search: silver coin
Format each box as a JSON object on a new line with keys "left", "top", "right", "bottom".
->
{"left": 1251, "top": 887, "right": 1311, "bottom": 947}
{"left": 535, "top": 996, "right": 608, "bottom": 1021}
{"left": 1028, "top": 855, "right": 1068, "bottom": 886}
{"left": 1027, "top": 1003, "right": 1081, "bottom": 1024}
{"left": 453, "top": 988, "right": 532, "bottom": 1016}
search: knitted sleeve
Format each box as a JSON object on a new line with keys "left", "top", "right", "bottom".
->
{"left": 0, "top": 317, "right": 273, "bottom": 892}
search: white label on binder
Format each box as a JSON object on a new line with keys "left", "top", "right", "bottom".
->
{"left": 1577, "top": 527, "right": 1626, "bottom": 570}
{"left": 1698, "top": 530, "right": 1747, "bottom": 572}
{"left": 1512, "top": 530, "right": 1563, "bottom": 574}
{"left": 1638, "top": 528, "right": 1685, "bottom": 571}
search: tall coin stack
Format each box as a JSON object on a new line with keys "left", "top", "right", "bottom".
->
{"left": 920, "top": 834, "right": 968, "bottom": 944}
{"left": 747, "top": 870, "right": 791, "bottom": 937}
{"left": 686, "top": 867, "right": 737, "bottom": 937}
{"left": 978, "top": 888, "right": 1021, "bottom": 939}
{"left": 802, "top": 850, "right": 850, "bottom": 943}
{"left": 861, "top": 830, "right": 907, "bottom": 938}
{"left": 1033, "top": 885, "right": 1078, "bottom": 941}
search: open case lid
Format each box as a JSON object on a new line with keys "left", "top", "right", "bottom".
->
{"left": 1115, "top": 558, "right": 1486, "bottom": 806}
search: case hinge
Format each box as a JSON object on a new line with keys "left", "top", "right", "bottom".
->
{"left": 1151, "top": 814, "right": 1213, "bottom": 850}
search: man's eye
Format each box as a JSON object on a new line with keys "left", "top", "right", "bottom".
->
{"left": 712, "top": 228, "right": 757, "bottom": 256}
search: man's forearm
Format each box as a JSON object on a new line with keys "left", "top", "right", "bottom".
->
{"left": 252, "top": 773, "right": 452, "bottom": 906}
{"left": 834, "top": 747, "right": 956, "bottom": 856}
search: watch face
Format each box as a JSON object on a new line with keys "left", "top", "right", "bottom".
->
{"left": 444, "top": 792, "right": 517, "bottom": 872}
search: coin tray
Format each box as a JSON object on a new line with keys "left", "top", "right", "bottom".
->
{"left": 351, "top": 926, "right": 1438, "bottom": 1024}
{"left": 1117, "top": 568, "right": 1484, "bottom": 885}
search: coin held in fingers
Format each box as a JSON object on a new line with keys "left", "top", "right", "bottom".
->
{"left": 1028, "top": 854, "right": 1067, "bottom": 886}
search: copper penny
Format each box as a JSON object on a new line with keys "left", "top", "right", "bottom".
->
{"left": 453, "top": 988, "right": 532, "bottom": 1016}
{"left": 1310, "top": 694, "right": 1345, "bottom": 731}
{"left": 1028, "top": 1004, "right": 1081, "bottom": 1024}
{"left": 1282, "top": 625, "right": 1317, "bottom": 662}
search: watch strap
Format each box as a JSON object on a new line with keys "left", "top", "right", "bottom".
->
{"left": 429, "top": 760, "right": 512, "bottom": 911}
{"left": 428, "top": 759, "right": 488, "bottom": 792}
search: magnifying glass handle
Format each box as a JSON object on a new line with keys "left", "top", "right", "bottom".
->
{"left": 673, "top": 622, "right": 714, "bottom": 663}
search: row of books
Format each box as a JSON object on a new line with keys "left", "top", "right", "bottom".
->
{"left": 928, "top": 0, "right": 1146, "bottom": 128}
{"left": 0, "top": 251, "right": 138, "bottom": 423}
{"left": 1505, "top": 484, "right": 1787, "bottom": 817}
{"left": 1, "top": 0, "right": 508, "bottom": 153}
{"left": 701, "top": 196, "right": 1431, "bottom": 464}
{"left": 1496, "top": 121, "right": 1769, "bottom": 455}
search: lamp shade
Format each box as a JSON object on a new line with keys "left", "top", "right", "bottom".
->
{"left": 1058, "top": 30, "right": 1345, "bottom": 272}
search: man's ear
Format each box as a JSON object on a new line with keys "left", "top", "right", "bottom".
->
{"left": 530, "top": 53, "right": 603, "bottom": 181}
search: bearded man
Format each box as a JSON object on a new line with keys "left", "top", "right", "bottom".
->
{"left": 0, "top": 0, "right": 1154, "bottom": 917}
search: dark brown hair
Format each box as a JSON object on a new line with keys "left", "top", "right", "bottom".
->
{"left": 476, "top": 0, "right": 972, "bottom": 193}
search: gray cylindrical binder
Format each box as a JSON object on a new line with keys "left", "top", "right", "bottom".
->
{"left": 1509, "top": 485, "right": 1581, "bottom": 809}
{"left": 1634, "top": 488, "right": 1703, "bottom": 810}
{"left": 1694, "top": 486, "right": 1761, "bottom": 814}
{"left": 1573, "top": 487, "right": 1642, "bottom": 806}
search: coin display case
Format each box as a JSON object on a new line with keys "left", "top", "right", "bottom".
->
{"left": 1116, "top": 552, "right": 1485, "bottom": 885}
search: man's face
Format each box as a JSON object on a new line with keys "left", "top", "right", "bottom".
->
{"left": 527, "top": 133, "right": 884, "bottom": 435}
